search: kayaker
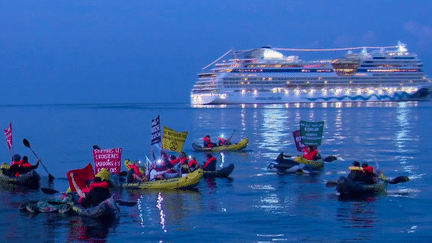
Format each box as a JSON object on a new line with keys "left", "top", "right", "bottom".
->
{"left": 361, "top": 163, "right": 376, "bottom": 184}
{"left": 218, "top": 135, "right": 232, "bottom": 146}
{"left": 348, "top": 161, "right": 363, "bottom": 181}
{"left": 302, "top": 145, "right": 321, "bottom": 161}
{"left": 126, "top": 160, "right": 146, "bottom": 183}
{"left": 203, "top": 135, "right": 213, "bottom": 148}
{"left": 167, "top": 155, "right": 180, "bottom": 168}
{"left": 179, "top": 152, "right": 188, "bottom": 165}
{"left": 202, "top": 153, "right": 217, "bottom": 171}
{"left": 8, "top": 154, "right": 40, "bottom": 177}
{"left": 70, "top": 173, "right": 111, "bottom": 208}
{"left": 187, "top": 156, "right": 199, "bottom": 171}
{"left": 310, "top": 145, "right": 322, "bottom": 160}
{"left": 179, "top": 152, "right": 190, "bottom": 173}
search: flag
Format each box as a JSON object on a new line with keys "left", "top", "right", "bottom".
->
{"left": 299, "top": 121, "right": 324, "bottom": 145}
{"left": 3, "top": 122, "right": 12, "bottom": 154}
{"left": 161, "top": 126, "right": 188, "bottom": 153}
{"left": 151, "top": 115, "right": 161, "bottom": 145}
{"left": 292, "top": 130, "right": 306, "bottom": 152}
{"left": 66, "top": 163, "right": 95, "bottom": 192}
{"left": 92, "top": 148, "right": 122, "bottom": 175}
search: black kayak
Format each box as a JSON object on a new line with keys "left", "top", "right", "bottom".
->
{"left": 20, "top": 196, "right": 120, "bottom": 221}
{"left": 267, "top": 153, "right": 324, "bottom": 174}
{"left": 0, "top": 169, "right": 40, "bottom": 189}
{"left": 203, "top": 164, "right": 235, "bottom": 178}
{"left": 335, "top": 176, "right": 387, "bottom": 197}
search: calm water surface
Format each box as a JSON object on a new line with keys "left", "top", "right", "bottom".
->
{"left": 0, "top": 102, "right": 431, "bottom": 242}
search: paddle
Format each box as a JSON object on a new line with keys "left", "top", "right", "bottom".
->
{"left": 23, "top": 139, "right": 54, "bottom": 183}
{"left": 325, "top": 175, "right": 410, "bottom": 187}
{"left": 278, "top": 154, "right": 337, "bottom": 162}
{"left": 40, "top": 187, "right": 137, "bottom": 207}
{"left": 226, "top": 129, "right": 236, "bottom": 143}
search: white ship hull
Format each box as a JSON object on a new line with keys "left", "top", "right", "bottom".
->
{"left": 191, "top": 87, "right": 432, "bottom": 105}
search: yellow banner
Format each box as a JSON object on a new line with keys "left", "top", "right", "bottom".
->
{"left": 161, "top": 126, "right": 188, "bottom": 153}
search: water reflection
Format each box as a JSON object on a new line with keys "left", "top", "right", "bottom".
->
{"left": 192, "top": 101, "right": 419, "bottom": 109}
{"left": 336, "top": 201, "right": 377, "bottom": 229}
{"left": 67, "top": 216, "right": 118, "bottom": 242}
{"left": 136, "top": 189, "right": 203, "bottom": 233}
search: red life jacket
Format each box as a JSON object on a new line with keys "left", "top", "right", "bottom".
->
{"left": 188, "top": 159, "right": 198, "bottom": 168}
{"left": 169, "top": 157, "right": 180, "bottom": 166}
{"left": 203, "top": 156, "right": 217, "bottom": 170}
{"left": 203, "top": 136, "right": 212, "bottom": 148}
{"left": 10, "top": 160, "right": 32, "bottom": 177}
{"left": 180, "top": 157, "right": 188, "bottom": 165}
{"left": 128, "top": 164, "right": 141, "bottom": 176}
{"left": 78, "top": 181, "right": 109, "bottom": 203}
{"left": 302, "top": 148, "right": 318, "bottom": 160}
{"left": 362, "top": 166, "right": 374, "bottom": 178}
{"left": 89, "top": 181, "right": 109, "bottom": 189}
{"left": 11, "top": 160, "right": 32, "bottom": 168}
{"left": 218, "top": 137, "right": 226, "bottom": 146}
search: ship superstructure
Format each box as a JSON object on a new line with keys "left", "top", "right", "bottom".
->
{"left": 190, "top": 42, "right": 432, "bottom": 105}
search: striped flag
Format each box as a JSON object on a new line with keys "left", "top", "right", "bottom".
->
{"left": 3, "top": 123, "right": 12, "bottom": 154}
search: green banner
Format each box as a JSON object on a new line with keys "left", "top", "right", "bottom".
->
{"left": 300, "top": 121, "right": 324, "bottom": 146}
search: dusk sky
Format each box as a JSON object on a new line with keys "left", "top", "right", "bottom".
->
{"left": 1, "top": 0, "right": 432, "bottom": 105}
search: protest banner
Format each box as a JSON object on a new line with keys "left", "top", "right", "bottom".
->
{"left": 300, "top": 121, "right": 324, "bottom": 145}
{"left": 151, "top": 115, "right": 161, "bottom": 145}
{"left": 92, "top": 148, "right": 122, "bottom": 175}
{"left": 161, "top": 126, "right": 188, "bottom": 153}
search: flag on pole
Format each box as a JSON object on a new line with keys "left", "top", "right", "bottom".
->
{"left": 161, "top": 126, "right": 188, "bottom": 153}
{"left": 292, "top": 130, "right": 306, "bottom": 152}
{"left": 151, "top": 115, "right": 161, "bottom": 145}
{"left": 3, "top": 122, "right": 13, "bottom": 154}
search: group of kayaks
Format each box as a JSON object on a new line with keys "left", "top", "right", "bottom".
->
{"left": 6, "top": 139, "right": 245, "bottom": 221}
{"left": 267, "top": 152, "right": 410, "bottom": 198}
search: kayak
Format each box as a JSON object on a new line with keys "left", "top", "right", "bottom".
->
{"left": 20, "top": 196, "right": 120, "bottom": 221}
{"left": 71, "top": 197, "right": 120, "bottom": 221}
{"left": 203, "top": 163, "right": 235, "bottom": 178}
{"left": 0, "top": 168, "right": 40, "bottom": 189}
{"left": 192, "top": 138, "right": 248, "bottom": 152}
{"left": 335, "top": 176, "right": 387, "bottom": 197}
{"left": 121, "top": 168, "right": 203, "bottom": 190}
{"left": 268, "top": 153, "right": 324, "bottom": 174}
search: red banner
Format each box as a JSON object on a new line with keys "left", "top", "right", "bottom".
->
{"left": 92, "top": 148, "right": 122, "bottom": 175}
{"left": 293, "top": 130, "right": 305, "bottom": 152}
{"left": 3, "top": 123, "right": 12, "bottom": 153}
{"left": 66, "top": 163, "right": 95, "bottom": 192}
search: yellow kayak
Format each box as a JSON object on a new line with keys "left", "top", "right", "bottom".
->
{"left": 192, "top": 138, "right": 248, "bottom": 152}
{"left": 121, "top": 169, "right": 203, "bottom": 190}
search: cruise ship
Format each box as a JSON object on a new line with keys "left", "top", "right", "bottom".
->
{"left": 190, "top": 42, "right": 432, "bottom": 105}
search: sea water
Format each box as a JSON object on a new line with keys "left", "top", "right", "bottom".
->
{"left": 0, "top": 102, "right": 431, "bottom": 242}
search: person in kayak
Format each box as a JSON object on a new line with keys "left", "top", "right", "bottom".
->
{"left": 7, "top": 154, "right": 40, "bottom": 177}
{"left": 126, "top": 160, "right": 146, "bottom": 183}
{"left": 302, "top": 145, "right": 319, "bottom": 161}
{"left": 203, "top": 135, "right": 217, "bottom": 148}
{"left": 202, "top": 153, "right": 217, "bottom": 171}
{"left": 361, "top": 163, "right": 376, "bottom": 184}
{"left": 203, "top": 135, "right": 212, "bottom": 147}
{"left": 178, "top": 152, "right": 190, "bottom": 173}
{"left": 187, "top": 156, "right": 199, "bottom": 172}
{"left": 348, "top": 161, "right": 363, "bottom": 181}
{"left": 70, "top": 173, "right": 111, "bottom": 208}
